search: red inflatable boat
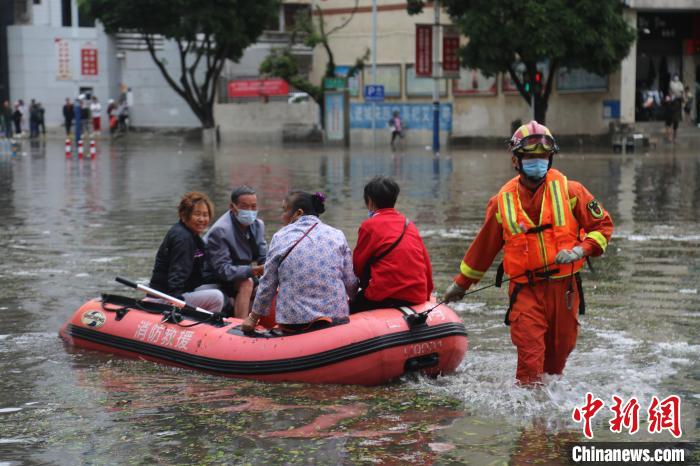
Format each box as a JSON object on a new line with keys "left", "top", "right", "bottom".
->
{"left": 60, "top": 294, "right": 468, "bottom": 386}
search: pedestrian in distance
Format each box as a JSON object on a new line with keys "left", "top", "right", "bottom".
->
{"left": 90, "top": 96, "right": 102, "bottom": 135}
{"left": 388, "top": 110, "right": 404, "bottom": 150}
{"left": 106, "top": 99, "right": 117, "bottom": 135}
{"left": 73, "top": 98, "right": 82, "bottom": 142}
{"left": 80, "top": 97, "right": 90, "bottom": 138}
{"left": 665, "top": 74, "right": 684, "bottom": 142}
{"left": 29, "top": 99, "right": 40, "bottom": 138}
{"left": 683, "top": 85, "right": 693, "bottom": 124}
{"left": 37, "top": 102, "right": 45, "bottom": 136}
{"left": 17, "top": 99, "right": 26, "bottom": 136}
{"left": 12, "top": 102, "right": 22, "bottom": 136}
{"left": 62, "top": 98, "right": 73, "bottom": 137}
{"left": 442, "top": 121, "right": 614, "bottom": 386}
{"left": 2, "top": 100, "right": 14, "bottom": 138}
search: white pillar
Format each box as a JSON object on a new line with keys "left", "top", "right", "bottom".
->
{"left": 619, "top": 9, "right": 637, "bottom": 124}
{"left": 71, "top": 0, "right": 79, "bottom": 36}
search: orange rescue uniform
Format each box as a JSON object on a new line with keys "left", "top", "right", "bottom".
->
{"left": 455, "top": 169, "right": 613, "bottom": 384}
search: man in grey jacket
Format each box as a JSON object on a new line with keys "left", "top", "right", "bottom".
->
{"left": 204, "top": 186, "right": 267, "bottom": 318}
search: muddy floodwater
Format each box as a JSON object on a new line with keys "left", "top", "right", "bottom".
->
{"left": 0, "top": 138, "right": 698, "bottom": 465}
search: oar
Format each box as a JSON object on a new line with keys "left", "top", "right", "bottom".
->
{"left": 407, "top": 261, "right": 564, "bottom": 326}
{"left": 115, "top": 277, "right": 222, "bottom": 322}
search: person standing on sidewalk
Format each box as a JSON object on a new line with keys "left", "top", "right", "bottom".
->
{"left": 37, "top": 102, "right": 45, "bottom": 136}
{"left": 12, "top": 102, "right": 22, "bottom": 135}
{"left": 90, "top": 96, "right": 102, "bottom": 135}
{"left": 62, "top": 98, "right": 73, "bottom": 137}
{"left": 442, "top": 121, "right": 614, "bottom": 386}
{"left": 388, "top": 110, "right": 404, "bottom": 150}
{"left": 2, "top": 100, "right": 13, "bottom": 138}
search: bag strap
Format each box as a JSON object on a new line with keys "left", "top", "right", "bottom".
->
{"left": 361, "top": 217, "right": 409, "bottom": 288}
{"left": 279, "top": 222, "right": 318, "bottom": 265}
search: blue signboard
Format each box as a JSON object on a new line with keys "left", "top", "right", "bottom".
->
{"left": 364, "top": 84, "right": 385, "bottom": 102}
{"left": 350, "top": 103, "right": 452, "bottom": 131}
{"left": 603, "top": 100, "right": 620, "bottom": 119}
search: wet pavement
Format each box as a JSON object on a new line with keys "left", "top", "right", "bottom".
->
{"left": 0, "top": 138, "right": 698, "bottom": 465}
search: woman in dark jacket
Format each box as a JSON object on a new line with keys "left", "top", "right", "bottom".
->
{"left": 150, "top": 192, "right": 224, "bottom": 312}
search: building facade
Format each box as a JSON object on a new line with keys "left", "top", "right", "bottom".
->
{"left": 312, "top": 0, "right": 700, "bottom": 141}
{"left": 1, "top": 0, "right": 200, "bottom": 129}
{"left": 3, "top": 0, "right": 698, "bottom": 138}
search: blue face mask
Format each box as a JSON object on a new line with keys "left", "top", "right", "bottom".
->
{"left": 236, "top": 209, "right": 257, "bottom": 225}
{"left": 368, "top": 211, "right": 375, "bottom": 218}
{"left": 521, "top": 158, "right": 549, "bottom": 180}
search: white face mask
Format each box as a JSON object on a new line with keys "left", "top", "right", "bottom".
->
{"left": 521, "top": 158, "right": 549, "bottom": 180}
{"left": 235, "top": 209, "right": 257, "bottom": 225}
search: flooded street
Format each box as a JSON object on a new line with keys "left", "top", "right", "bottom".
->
{"left": 0, "top": 138, "right": 698, "bottom": 464}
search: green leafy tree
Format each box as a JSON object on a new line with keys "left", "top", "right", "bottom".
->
{"left": 260, "top": 1, "right": 369, "bottom": 121}
{"left": 407, "top": 0, "right": 635, "bottom": 124}
{"left": 81, "top": 0, "right": 279, "bottom": 128}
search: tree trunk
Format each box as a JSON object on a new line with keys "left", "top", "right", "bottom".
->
{"left": 533, "top": 94, "right": 548, "bottom": 124}
{"left": 201, "top": 127, "right": 217, "bottom": 146}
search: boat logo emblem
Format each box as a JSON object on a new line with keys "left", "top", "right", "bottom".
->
{"left": 81, "top": 310, "right": 106, "bottom": 328}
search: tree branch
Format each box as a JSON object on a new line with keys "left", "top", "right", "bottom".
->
{"left": 175, "top": 38, "right": 198, "bottom": 106}
{"left": 326, "top": 0, "right": 359, "bottom": 36}
{"left": 144, "top": 34, "right": 188, "bottom": 101}
{"left": 543, "top": 58, "right": 557, "bottom": 102}
{"left": 507, "top": 62, "right": 530, "bottom": 104}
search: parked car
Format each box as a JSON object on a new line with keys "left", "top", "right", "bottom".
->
{"left": 288, "top": 92, "right": 310, "bottom": 104}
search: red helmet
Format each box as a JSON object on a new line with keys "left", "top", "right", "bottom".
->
{"left": 509, "top": 120, "right": 559, "bottom": 155}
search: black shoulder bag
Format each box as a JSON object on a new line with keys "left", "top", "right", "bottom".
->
{"left": 360, "top": 217, "right": 409, "bottom": 289}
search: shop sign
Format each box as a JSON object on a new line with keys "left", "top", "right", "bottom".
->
{"left": 415, "top": 24, "right": 433, "bottom": 77}
{"left": 227, "top": 78, "right": 289, "bottom": 97}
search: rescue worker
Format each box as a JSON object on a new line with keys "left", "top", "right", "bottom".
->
{"left": 442, "top": 121, "right": 613, "bottom": 385}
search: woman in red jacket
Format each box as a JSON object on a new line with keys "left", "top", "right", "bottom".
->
{"left": 351, "top": 177, "right": 434, "bottom": 312}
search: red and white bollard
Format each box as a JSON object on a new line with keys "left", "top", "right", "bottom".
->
{"left": 89, "top": 140, "right": 96, "bottom": 159}
{"left": 65, "top": 138, "right": 72, "bottom": 158}
{"left": 77, "top": 139, "right": 83, "bottom": 159}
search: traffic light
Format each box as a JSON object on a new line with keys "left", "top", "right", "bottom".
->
{"left": 533, "top": 71, "right": 542, "bottom": 95}
{"left": 524, "top": 81, "right": 531, "bottom": 93}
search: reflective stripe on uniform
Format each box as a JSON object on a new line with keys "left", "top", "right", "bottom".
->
{"left": 460, "top": 261, "right": 485, "bottom": 280}
{"left": 501, "top": 192, "right": 522, "bottom": 235}
{"left": 586, "top": 231, "right": 608, "bottom": 252}
{"left": 569, "top": 197, "right": 577, "bottom": 210}
{"left": 548, "top": 179, "right": 566, "bottom": 227}
{"left": 495, "top": 211, "right": 502, "bottom": 224}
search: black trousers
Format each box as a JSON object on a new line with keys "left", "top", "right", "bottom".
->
{"left": 350, "top": 289, "right": 413, "bottom": 313}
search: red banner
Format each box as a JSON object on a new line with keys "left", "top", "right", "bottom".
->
{"left": 227, "top": 78, "right": 290, "bottom": 98}
{"left": 684, "top": 39, "right": 700, "bottom": 56}
{"left": 415, "top": 24, "right": 433, "bottom": 77}
{"left": 442, "top": 26, "right": 460, "bottom": 78}
{"left": 81, "top": 48, "right": 98, "bottom": 76}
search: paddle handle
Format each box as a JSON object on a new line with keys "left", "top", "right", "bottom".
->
{"left": 116, "top": 276, "right": 137, "bottom": 288}
{"left": 114, "top": 276, "right": 214, "bottom": 316}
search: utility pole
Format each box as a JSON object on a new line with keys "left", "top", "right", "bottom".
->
{"left": 371, "top": 0, "right": 377, "bottom": 143}
{"left": 432, "top": 0, "right": 440, "bottom": 154}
